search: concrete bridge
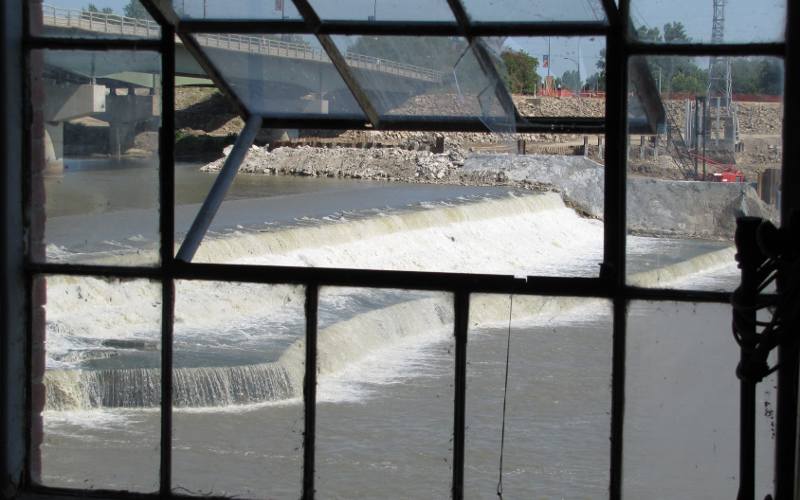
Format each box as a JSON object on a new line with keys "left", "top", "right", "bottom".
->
{"left": 40, "top": 4, "right": 444, "bottom": 91}
{"left": 38, "top": 4, "right": 447, "bottom": 170}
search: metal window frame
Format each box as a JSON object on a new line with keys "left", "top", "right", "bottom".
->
{"left": 4, "top": 0, "right": 797, "bottom": 498}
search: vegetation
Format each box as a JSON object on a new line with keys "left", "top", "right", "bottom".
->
{"left": 122, "top": 0, "right": 149, "bottom": 19}
{"left": 559, "top": 70, "right": 581, "bottom": 91}
{"left": 499, "top": 49, "right": 540, "bottom": 94}
{"left": 85, "top": 4, "right": 114, "bottom": 14}
{"left": 348, "top": 36, "right": 469, "bottom": 71}
{"left": 630, "top": 22, "right": 781, "bottom": 96}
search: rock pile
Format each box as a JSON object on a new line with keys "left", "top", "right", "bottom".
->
{"left": 203, "top": 144, "right": 555, "bottom": 191}
{"left": 513, "top": 96, "right": 605, "bottom": 117}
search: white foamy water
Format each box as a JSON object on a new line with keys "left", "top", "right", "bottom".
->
{"left": 42, "top": 192, "right": 739, "bottom": 413}
{"left": 37, "top": 188, "right": 755, "bottom": 498}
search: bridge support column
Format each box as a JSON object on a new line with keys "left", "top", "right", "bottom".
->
{"left": 43, "top": 123, "right": 64, "bottom": 175}
{"left": 102, "top": 90, "right": 160, "bottom": 157}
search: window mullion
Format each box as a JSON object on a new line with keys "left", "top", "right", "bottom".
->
{"left": 451, "top": 290, "right": 469, "bottom": 500}
{"left": 158, "top": 21, "right": 176, "bottom": 497}
{"left": 605, "top": 0, "right": 631, "bottom": 497}
{"left": 303, "top": 284, "right": 319, "bottom": 500}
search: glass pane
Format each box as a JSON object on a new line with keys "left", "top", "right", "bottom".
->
{"left": 33, "top": 276, "right": 161, "bottom": 492}
{"left": 184, "top": 126, "right": 604, "bottom": 277}
{"left": 496, "top": 37, "right": 607, "bottom": 118}
{"left": 29, "top": 49, "right": 162, "bottom": 265}
{"left": 192, "top": 33, "right": 365, "bottom": 117}
{"left": 330, "top": 36, "right": 510, "bottom": 119}
{"left": 630, "top": 0, "right": 785, "bottom": 43}
{"left": 172, "top": 282, "right": 305, "bottom": 498}
{"left": 461, "top": 0, "right": 607, "bottom": 23}
{"left": 626, "top": 56, "right": 783, "bottom": 291}
{"left": 31, "top": 1, "right": 160, "bottom": 39}
{"left": 173, "top": 0, "right": 302, "bottom": 20}
{"left": 315, "top": 288, "right": 454, "bottom": 498}
{"left": 466, "top": 295, "right": 611, "bottom": 497}
{"left": 309, "top": 0, "right": 457, "bottom": 22}
{"left": 625, "top": 302, "right": 775, "bottom": 498}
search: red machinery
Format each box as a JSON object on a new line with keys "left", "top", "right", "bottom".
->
{"left": 688, "top": 152, "right": 746, "bottom": 183}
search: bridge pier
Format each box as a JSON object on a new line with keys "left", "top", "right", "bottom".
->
{"left": 41, "top": 81, "right": 106, "bottom": 175}
{"left": 101, "top": 89, "right": 161, "bottom": 158}
{"left": 43, "top": 123, "right": 64, "bottom": 175}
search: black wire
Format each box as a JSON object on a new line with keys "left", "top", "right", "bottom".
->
{"left": 496, "top": 294, "right": 514, "bottom": 499}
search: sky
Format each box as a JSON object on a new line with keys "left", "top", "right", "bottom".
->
{"left": 53, "top": 0, "right": 786, "bottom": 83}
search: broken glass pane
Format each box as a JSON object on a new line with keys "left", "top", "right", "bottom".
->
{"left": 330, "top": 36, "right": 511, "bottom": 119}
{"left": 192, "top": 33, "right": 365, "bottom": 117}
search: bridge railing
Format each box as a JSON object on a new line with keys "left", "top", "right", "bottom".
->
{"left": 194, "top": 33, "right": 329, "bottom": 64}
{"left": 344, "top": 51, "right": 444, "bottom": 83}
{"left": 41, "top": 4, "right": 160, "bottom": 38}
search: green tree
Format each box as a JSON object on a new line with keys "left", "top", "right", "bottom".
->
{"left": 663, "top": 22, "right": 689, "bottom": 43}
{"left": 757, "top": 58, "right": 782, "bottom": 95}
{"left": 123, "top": 0, "right": 149, "bottom": 18}
{"left": 585, "top": 48, "right": 606, "bottom": 91}
{"left": 560, "top": 69, "right": 581, "bottom": 91}
{"left": 499, "top": 49, "right": 540, "bottom": 94}
{"left": 585, "top": 71, "right": 605, "bottom": 91}
{"left": 86, "top": 4, "right": 114, "bottom": 14}
{"left": 636, "top": 25, "right": 661, "bottom": 42}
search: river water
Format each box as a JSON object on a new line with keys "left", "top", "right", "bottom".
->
{"left": 36, "top": 159, "right": 774, "bottom": 499}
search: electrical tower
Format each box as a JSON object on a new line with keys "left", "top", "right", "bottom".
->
{"left": 706, "top": 0, "right": 737, "bottom": 154}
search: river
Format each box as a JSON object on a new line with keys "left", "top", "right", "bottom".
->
{"left": 35, "top": 158, "right": 774, "bottom": 499}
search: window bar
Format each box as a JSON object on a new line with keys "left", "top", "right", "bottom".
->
{"left": 175, "top": 115, "right": 261, "bottom": 262}
{"left": 775, "top": 0, "right": 800, "bottom": 496}
{"left": 290, "top": 0, "right": 381, "bottom": 126}
{"left": 444, "top": 0, "right": 522, "bottom": 125}
{"left": 733, "top": 218, "right": 762, "bottom": 500}
{"left": 599, "top": 0, "right": 619, "bottom": 22}
{"left": 220, "top": 115, "right": 605, "bottom": 134}
{"left": 605, "top": 0, "right": 631, "bottom": 497}
{"left": 627, "top": 42, "right": 784, "bottom": 57}
{"left": 451, "top": 290, "right": 470, "bottom": 500}
{"left": 303, "top": 284, "right": 319, "bottom": 500}
{"left": 160, "top": 278, "right": 175, "bottom": 496}
{"left": 158, "top": 18, "right": 176, "bottom": 496}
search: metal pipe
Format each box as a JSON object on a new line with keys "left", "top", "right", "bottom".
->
{"left": 175, "top": 115, "right": 261, "bottom": 262}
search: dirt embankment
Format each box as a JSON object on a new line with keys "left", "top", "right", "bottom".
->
{"left": 132, "top": 88, "right": 784, "bottom": 175}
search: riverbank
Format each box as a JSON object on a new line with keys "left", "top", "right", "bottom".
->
{"left": 202, "top": 144, "right": 776, "bottom": 239}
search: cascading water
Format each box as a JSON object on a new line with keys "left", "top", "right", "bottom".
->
{"left": 41, "top": 193, "right": 738, "bottom": 411}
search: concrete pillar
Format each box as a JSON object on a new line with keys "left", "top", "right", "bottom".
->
{"left": 43, "top": 122, "right": 64, "bottom": 174}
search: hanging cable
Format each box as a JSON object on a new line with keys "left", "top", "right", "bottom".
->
{"left": 497, "top": 294, "right": 514, "bottom": 499}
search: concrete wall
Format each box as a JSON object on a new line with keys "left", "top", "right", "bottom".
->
{"left": 464, "top": 154, "right": 776, "bottom": 239}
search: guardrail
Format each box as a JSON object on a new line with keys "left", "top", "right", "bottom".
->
{"left": 40, "top": 4, "right": 444, "bottom": 83}
{"left": 41, "top": 3, "right": 161, "bottom": 38}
